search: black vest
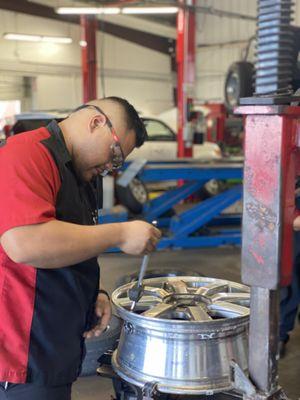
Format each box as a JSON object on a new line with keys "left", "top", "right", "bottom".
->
{"left": 26, "top": 121, "right": 101, "bottom": 385}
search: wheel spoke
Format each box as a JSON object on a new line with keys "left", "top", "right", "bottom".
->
{"left": 170, "top": 280, "right": 189, "bottom": 294}
{"left": 118, "top": 295, "right": 161, "bottom": 309}
{"left": 142, "top": 303, "right": 176, "bottom": 318}
{"left": 211, "top": 293, "right": 250, "bottom": 307}
{"left": 208, "top": 301, "right": 249, "bottom": 318}
{"left": 143, "top": 286, "right": 170, "bottom": 299}
{"left": 188, "top": 306, "right": 212, "bottom": 321}
{"left": 196, "top": 283, "right": 229, "bottom": 297}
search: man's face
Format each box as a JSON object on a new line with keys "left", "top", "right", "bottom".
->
{"left": 74, "top": 110, "right": 136, "bottom": 182}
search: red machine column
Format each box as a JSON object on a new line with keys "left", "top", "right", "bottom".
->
{"left": 176, "top": 0, "right": 196, "bottom": 158}
{"left": 231, "top": 1, "right": 300, "bottom": 398}
{"left": 81, "top": 15, "right": 97, "bottom": 102}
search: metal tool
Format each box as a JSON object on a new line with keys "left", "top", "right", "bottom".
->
{"left": 129, "top": 254, "right": 150, "bottom": 311}
{"left": 129, "top": 221, "right": 157, "bottom": 311}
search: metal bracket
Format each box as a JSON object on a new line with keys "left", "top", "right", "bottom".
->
{"left": 116, "top": 159, "right": 147, "bottom": 188}
{"left": 142, "top": 381, "right": 158, "bottom": 400}
{"left": 230, "top": 361, "right": 289, "bottom": 400}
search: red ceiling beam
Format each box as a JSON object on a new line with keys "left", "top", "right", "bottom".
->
{"left": 0, "top": 0, "right": 175, "bottom": 55}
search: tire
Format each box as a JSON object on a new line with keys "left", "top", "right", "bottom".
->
{"left": 224, "top": 61, "right": 254, "bottom": 112}
{"left": 116, "top": 178, "right": 148, "bottom": 214}
{"left": 115, "top": 268, "right": 204, "bottom": 289}
{"left": 80, "top": 315, "right": 122, "bottom": 377}
{"left": 198, "top": 179, "right": 226, "bottom": 200}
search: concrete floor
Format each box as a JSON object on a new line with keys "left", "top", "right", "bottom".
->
{"left": 72, "top": 248, "right": 300, "bottom": 400}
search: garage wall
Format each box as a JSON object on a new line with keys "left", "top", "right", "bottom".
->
{"left": 0, "top": 10, "right": 173, "bottom": 114}
{"left": 196, "top": 0, "right": 300, "bottom": 102}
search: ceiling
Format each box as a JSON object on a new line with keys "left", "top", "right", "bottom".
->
{"left": 0, "top": 0, "right": 177, "bottom": 54}
{"left": 73, "top": 0, "right": 177, "bottom": 25}
{"left": 30, "top": 0, "right": 177, "bottom": 27}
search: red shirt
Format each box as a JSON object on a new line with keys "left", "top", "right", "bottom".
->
{"left": 0, "top": 128, "right": 60, "bottom": 382}
{"left": 0, "top": 129, "right": 60, "bottom": 236}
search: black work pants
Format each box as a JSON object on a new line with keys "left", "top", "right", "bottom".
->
{"left": 0, "top": 382, "right": 72, "bottom": 400}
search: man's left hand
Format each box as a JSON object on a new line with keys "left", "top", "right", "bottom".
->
{"left": 83, "top": 292, "right": 112, "bottom": 339}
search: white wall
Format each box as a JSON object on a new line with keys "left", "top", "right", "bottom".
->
{"left": 196, "top": 0, "right": 300, "bottom": 102}
{"left": 0, "top": 10, "right": 173, "bottom": 114}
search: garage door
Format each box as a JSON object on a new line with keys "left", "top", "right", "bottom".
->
{"left": 0, "top": 75, "right": 25, "bottom": 101}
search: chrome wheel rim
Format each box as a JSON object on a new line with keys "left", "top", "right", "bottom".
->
{"left": 113, "top": 276, "right": 250, "bottom": 322}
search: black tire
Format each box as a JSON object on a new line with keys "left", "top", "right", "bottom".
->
{"left": 198, "top": 179, "right": 226, "bottom": 200}
{"left": 224, "top": 61, "right": 254, "bottom": 112}
{"left": 116, "top": 178, "right": 148, "bottom": 214}
{"left": 80, "top": 315, "right": 122, "bottom": 377}
{"left": 115, "top": 268, "right": 204, "bottom": 289}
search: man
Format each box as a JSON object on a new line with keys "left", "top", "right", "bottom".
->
{"left": 279, "top": 200, "right": 300, "bottom": 357}
{"left": 0, "top": 97, "right": 161, "bottom": 399}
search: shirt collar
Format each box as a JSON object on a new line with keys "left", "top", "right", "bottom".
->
{"left": 46, "top": 120, "right": 71, "bottom": 165}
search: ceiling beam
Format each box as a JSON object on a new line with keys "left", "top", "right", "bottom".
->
{"left": 0, "top": 0, "right": 175, "bottom": 55}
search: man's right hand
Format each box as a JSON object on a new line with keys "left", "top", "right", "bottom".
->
{"left": 294, "top": 215, "right": 300, "bottom": 231}
{"left": 119, "top": 221, "right": 162, "bottom": 255}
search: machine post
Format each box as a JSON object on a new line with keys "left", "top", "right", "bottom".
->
{"left": 232, "top": 0, "right": 300, "bottom": 397}
{"left": 176, "top": 0, "right": 196, "bottom": 157}
{"left": 234, "top": 104, "right": 300, "bottom": 399}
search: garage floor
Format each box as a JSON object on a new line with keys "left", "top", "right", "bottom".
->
{"left": 72, "top": 248, "right": 300, "bottom": 400}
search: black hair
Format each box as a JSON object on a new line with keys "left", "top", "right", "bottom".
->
{"left": 104, "top": 96, "right": 147, "bottom": 148}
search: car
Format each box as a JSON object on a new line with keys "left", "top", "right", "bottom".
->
{"left": 6, "top": 112, "right": 66, "bottom": 135}
{"left": 127, "top": 116, "right": 222, "bottom": 161}
{"left": 8, "top": 112, "right": 222, "bottom": 162}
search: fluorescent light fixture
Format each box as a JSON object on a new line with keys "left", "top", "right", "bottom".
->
{"left": 122, "top": 7, "right": 179, "bottom": 14}
{"left": 3, "top": 33, "right": 41, "bottom": 42}
{"left": 56, "top": 7, "right": 121, "bottom": 15}
{"left": 41, "top": 36, "right": 72, "bottom": 44}
{"left": 3, "top": 33, "right": 72, "bottom": 44}
{"left": 55, "top": 6, "right": 178, "bottom": 15}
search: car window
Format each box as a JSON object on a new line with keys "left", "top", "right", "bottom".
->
{"left": 143, "top": 119, "right": 175, "bottom": 142}
{"left": 11, "top": 118, "right": 64, "bottom": 135}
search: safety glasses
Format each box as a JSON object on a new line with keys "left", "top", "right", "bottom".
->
{"left": 73, "top": 104, "right": 125, "bottom": 171}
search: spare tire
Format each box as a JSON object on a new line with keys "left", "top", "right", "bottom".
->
{"left": 224, "top": 61, "right": 254, "bottom": 112}
{"left": 80, "top": 315, "right": 122, "bottom": 377}
{"left": 116, "top": 178, "right": 148, "bottom": 214}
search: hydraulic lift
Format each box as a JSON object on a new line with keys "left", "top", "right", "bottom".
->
{"left": 115, "top": 160, "right": 243, "bottom": 250}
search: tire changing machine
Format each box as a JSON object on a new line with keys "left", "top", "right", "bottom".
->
{"left": 230, "top": 0, "right": 300, "bottom": 398}
{"left": 98, "top": 1, "right": 300, "bottom": 399}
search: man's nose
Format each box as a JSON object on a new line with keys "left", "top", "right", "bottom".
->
{"left": 105, "top": 161, "right": 113, "bottom": 171}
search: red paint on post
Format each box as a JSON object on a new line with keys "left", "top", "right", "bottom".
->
{"left": 81, "top": 15, "right": 97, "bottom": 102}
{"left": 176, "top": 0, "right": 196, "bottom": 158}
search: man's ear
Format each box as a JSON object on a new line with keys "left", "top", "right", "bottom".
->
{"left": 90, "top": 114, "right": 106, "bottom": 133}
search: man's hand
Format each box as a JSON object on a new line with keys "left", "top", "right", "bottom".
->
{"left": 119, "top": 221, "right": 162, "bottom": 255}
{"left": 294, "top": 215, "right": 300, "bottom": 231}
{"left": 83, "top": 293, "right": 112, "bottom": 339}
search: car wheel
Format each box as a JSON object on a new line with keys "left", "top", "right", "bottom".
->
{"left": 224, "top": 61, "right": 254, "bottom": 112}
{"left": 80, "top": 315, "right": 122, "bottom": 377}
{"left": 198, "top": 179, "right": 225, "bottom": 200}
{"left": 116, "top": 178, "right": 148, "bottom": 214}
